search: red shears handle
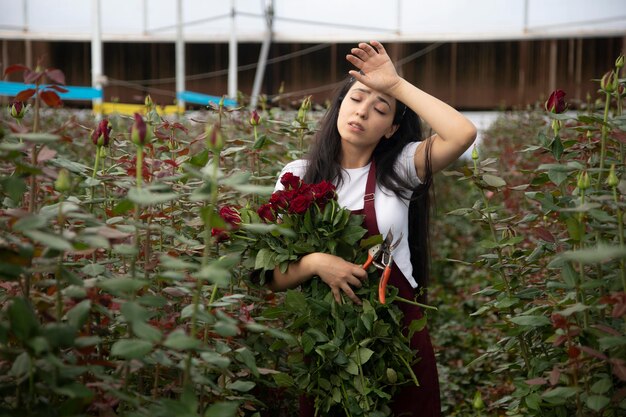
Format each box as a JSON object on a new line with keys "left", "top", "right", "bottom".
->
{"left": 378, "top": 255, "right": 393, "bottom": 304}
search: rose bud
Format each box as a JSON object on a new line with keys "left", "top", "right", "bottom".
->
{"left": 54, "top": 168, "right": 71, "bottom": 192}
{"left": 249, "top": 109, "right": 261, "bottom": 127}
{"left": 144, "top": 94, "right": 154, "bottom": 109}
{"left": 9, "top": 101, "right": 27, "bottom": 120}
{"left": 206, "top": 122, "right": 224, "bottom": 151}
{"left": 544, "top": 89, "right": 566, "bottom": 114}
{"left": 296, "top": 96, "right": 312, "bottom": 125}
{"left": 607, "top": 164, "right": 619, "bottom": 188}
{"left": 616, "top": 54, "right": 624, "bottom": 70}
{"left": 577, "top": 171, "right": 590, "bottom": 191}
{"left": 471, "top": 146, "right": 479, "bottom": 160}
{"left": 600, "top": 70, "right": 617, "bottom": 93}
{"left": 91, "top": 118, "right": 112, "bottom": 146}
{"left": 130, "top": 113, "right": 150, "bottom": 146}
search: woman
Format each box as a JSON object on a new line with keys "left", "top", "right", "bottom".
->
{"left": 269, "top": 40, "right": 476, "bottom": 417}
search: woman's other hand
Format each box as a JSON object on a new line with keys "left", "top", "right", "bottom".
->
{"left": 314, "top": 253, "right": 367, "bottom": 305}
{"left": 347, "top": 40, "right": 401, "bottom": 95}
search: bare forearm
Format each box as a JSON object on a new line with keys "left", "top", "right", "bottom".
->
{"left": 268, "top": 253, "right": 319, "bottom": 292}
{"left": 389, "top": 78, "right": 476, "bottom": 146}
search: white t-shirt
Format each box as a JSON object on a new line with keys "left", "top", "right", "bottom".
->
{"left": 274, "top": 141, "right": 423, "bottom": 288}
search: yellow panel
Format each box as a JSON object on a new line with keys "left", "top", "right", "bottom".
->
{"left": 93, "top": 102, "right": 182, "bottom": 116}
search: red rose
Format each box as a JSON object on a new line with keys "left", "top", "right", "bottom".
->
{"left": 280, "top": 172, "right": 301, "bottom": 190}
{"left": 544, "top": 90, "right": 566, "bottom": 114}
{"left": 289, "top": 193, "right": 313, "bottom": 214}
{"left": 219, "top": 205, "right": 241, "bottom": 226}
{"left": 312, "top": 181, "right": 336, "bottom": 201}
{"left": 269, "top": 191, "right": 289, "bottom": 210}
{"left": 257, "top": 204, "right": 276, "bottom": 222}
{"left": 92, "top": 118, "right": 112, "bottom": 146}
{"left": 550, "top": 313, "right": 567, "bottom": 330}
{"left": 211, "top": 228, "right": 229, "bottom": 243}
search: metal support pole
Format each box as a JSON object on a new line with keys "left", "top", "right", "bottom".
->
{"left": 142, "top": 0, "right": 148, "bottom": 35}
{"left": 176, "top": 0, "right": 185, "bottom": 111}
{"left": 91, "top": 0, "right": 103, "bottom": 115}
{"left": 24, "top": 0, "right": 32, "bottom": 68}
{"left": 228, "top": 0, "right": 238, "bottom": 100}
{"left": 523, "top": 0, "right": 529, "bottom": 34}
{"left": 250, "top": 0, "right": 273, "bottom": 109}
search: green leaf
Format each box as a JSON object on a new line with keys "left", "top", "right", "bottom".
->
{"left": 558, "top": 303, "right": 588, "bottom": 317}
{"left": 482, "top": 174, "right": 506, "bottom": 188}
{"left": 200, "top": 351, "right": 231, "bottom": 368}
{"left": 12, "top": 214, "right": 47, "bottom": 232}
{"left": 590, "top": 378, "right": 612, "bottom": 394}
{"left": 541, "top": 387, "right": 578, "bottom": 405}
{"left": 547, "top": 168, "right": 568, "bottom": 186}
{"left": 550, "top": 135, "right": 564, "bottom": 160}
{"left": 351, "top": 347, "right": 374, "bottom": 366}
{"left": 559, "top": 245, "right": 626, "bottom": 264}
{"left": 341, "top": 225, "right": 368, "bottom": 245}
{"left": 272, "top": 372, "right": 295, "bottom": 387}
{"left": 189, "top": 149, "right": 209, "bottom": 167}
{"left": 408, "top": 316, "right": 427, "bottom": 340}
{"left": 132, "top": 321, "right": 162, "bottom": 342}
{"left": 509, "top": 315, "right": 551, "bottom": 327}
{"left": 226, "top": 380, "right": 256, "bottom": 392}
{"left": 111, "top": 338, "right": 153, "bottom": 359}
{"left": 99, "top": 278, "right": 148, "bottom": 294}
{"left": 112, "top": 198, "right": 134, "bottom": 215}
{"left": 231, "top": 183, "right": 275, "bottom": 195}
{"left": 52, "top": 382, "right": 93, "bottom": 399}
{"left": 12, "top": 133, "right": 60, "bottom": 143}
{"left": 598, "top": 336, "right": 626, "bottom": 350}
{"left": 9, "top": 352, "right": 30, "bottom": 377}
{"left": 204, "top": 401, "right": 239, "bottom": 417}
{"left": 586, "top": 395, "right": 610, "bottom": 411}
{"left": 81, "top": 263, "right": 105, "bottom": 277}
{"left": 163, "top": 329, "right": 200, "bottom": 350}
{"left": 1, "top": 175, "right": 28, "bottom": 202}
{"left": 236, "top": 347, "right": 259, "bottom": 377}
{"left": 66, "top": 300, "right": 91, "bottom": 329}
{"left": 23, "top": 230, "right": 73, "bottom": 251}
{"left": 8, "top": 298, "right": 39, "bottom": 341}
{"left": 214, "top": 321, "right": 240, "bottom": 337}
{"left": 121, "top": 301, "right": 151, "bottom": 324}
{"left": 128, "top": 187, "right": 177, "bottom": 206}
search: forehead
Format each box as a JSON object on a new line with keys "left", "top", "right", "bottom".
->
{"left": 347, "top": 81, "right": 395, "bottom": 106}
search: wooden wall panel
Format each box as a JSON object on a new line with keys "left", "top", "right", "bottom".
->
{"left": 1, "top": 38, "right": 623, "bottom": 110}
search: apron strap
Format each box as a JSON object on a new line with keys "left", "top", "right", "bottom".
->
{"left": 363, "top": 159, "right": 380, "bottom": 236}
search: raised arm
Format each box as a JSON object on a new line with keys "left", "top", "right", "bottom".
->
{"left": 347, "top": 40, "right": 477, "bottom": 179}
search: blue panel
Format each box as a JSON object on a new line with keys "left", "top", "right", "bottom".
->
{"left": 0, "top": 81, "right": 103, "bottom": 101}
{"left": 178, "top": 91, "right": 237, "bottom": 107}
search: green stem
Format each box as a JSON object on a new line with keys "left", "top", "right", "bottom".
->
{"left": 615, "top": 186, "right": 626, "bottom": 291}
{"left": 395, "top": 296, "right": 438, "bottom": 311}
{"left": 577, "top": 193, "right": 589, "bottom": 328}
{"left": 185, "top": 154, "right": 220, "bottom": 384}
{"left": 91, "top": 145, "right": 101, "bottom": 206}
{"left": 398, "top": 354, "right": 420, "bottom": 387}
{"left": 136, "top": 145, "right": 144, "bottom": 190}
{"left": 29, "top": 85, "right": 41, "bottom": 214}
{"left": 55, "top": 198, "right": 64, "bottom": 321}
{"left": 597, "top": 92, "right": 611, "bottom": 186}
{"left": 477, "top": 174, "right": 532, "bottom": 371}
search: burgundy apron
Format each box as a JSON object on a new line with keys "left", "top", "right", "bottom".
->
{"left": 299, "top": 161, "right": 441, "bottom": 417}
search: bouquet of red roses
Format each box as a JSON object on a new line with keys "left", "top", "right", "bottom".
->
{"left": 237, "top": 173, "right": 419, "bottom": 417}
{"left": 242, "top": 172, "right": 368, "bottom": 281}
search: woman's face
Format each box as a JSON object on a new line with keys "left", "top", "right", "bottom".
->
{"left": 336, "top": 81, "right": 398, "bottom": 151}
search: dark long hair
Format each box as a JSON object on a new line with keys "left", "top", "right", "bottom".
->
{"left": 303, "top": 76, "right": 434, "bottom": 292}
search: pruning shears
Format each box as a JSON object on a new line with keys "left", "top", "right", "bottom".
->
{"left": 362, "top": 230, "right": 402, "bottom": 304}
